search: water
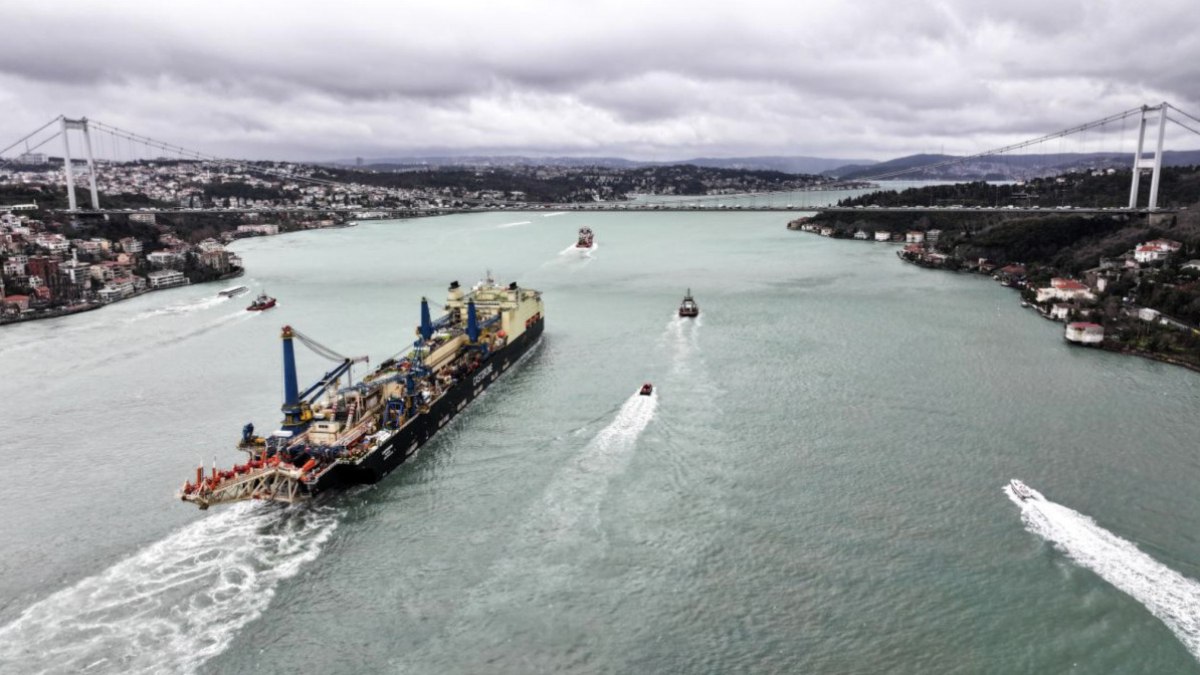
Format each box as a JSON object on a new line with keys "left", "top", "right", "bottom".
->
{"left": 1, "top": 211, "right": 1198, "bottom": 674}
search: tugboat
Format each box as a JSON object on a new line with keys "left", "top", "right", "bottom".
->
{"left": 179, "top": 275, "right": 545, "bottom": 509}
{"left": 639, "top": 382, "right": 654, "bottom": 396}
{"left": 678, "top": 289, "right": 699, "bottom": 318}
{"left": 247, "top": 291, "right": 276, "bottom": 311}
{"left": 575, "top": 227, "right": 594, "bottom": 248}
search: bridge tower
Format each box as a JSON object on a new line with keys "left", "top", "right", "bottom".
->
{"left": 60, "top": 117, "right": 100, "bottom": 211}
{"left": 1128, "top": 103, "right": 1169, "bottom": 211}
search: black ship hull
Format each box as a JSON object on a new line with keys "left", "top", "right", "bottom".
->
{"left": 304, "top": 317, "right": 544, "bottom": 494}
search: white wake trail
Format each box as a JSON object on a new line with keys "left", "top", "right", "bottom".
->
{"left": 129, "top": 295, "right": 230, "bottom": 321}
{"left": 0, "top": 503, "right": 339, "bottom": 675}
{"left": 1005, "top": 481, "right": 1200, "bottom": 661}
{"left": 541, "top": 211, "right": 567, "bottom": 217}
{"left": 496, "top": 220, "right": 531, "bottom": 229}
{"left": 536, "top": 390, "right": 658, "bottom": 541}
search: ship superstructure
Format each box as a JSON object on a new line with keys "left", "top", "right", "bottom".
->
{"left": 576, "top": 227, "right": 594, "bottom": 248}
{"left": 180, "top": 274, "right": 544, "bottom": 509}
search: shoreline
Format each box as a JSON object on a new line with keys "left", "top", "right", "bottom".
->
{"left": 789, "top": 224, "right": 1200, "bottom": 376}
{"left": 0, "top": 267, "right": 245, "bottom": 327}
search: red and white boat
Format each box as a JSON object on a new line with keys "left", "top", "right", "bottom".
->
{"left": 247, "top": 292, "right": 276, "bottom": 311}
{"left": 575, "top": 227, "right": 594, "bottom": 248}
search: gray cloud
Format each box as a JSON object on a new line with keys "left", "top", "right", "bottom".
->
{"left": 2, "top": 0, "right": 1199, "bottom": 161}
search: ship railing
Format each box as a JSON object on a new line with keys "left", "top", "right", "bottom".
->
{"left": 180, "top": 463, "right": 309, "bottom": 509}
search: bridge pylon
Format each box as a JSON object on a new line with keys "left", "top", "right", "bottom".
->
{"left": 1128, "top": 103, "right": 1169, "bottom": 211}
{"left": 60, "top": 117, "right": 100, "bottom": 211}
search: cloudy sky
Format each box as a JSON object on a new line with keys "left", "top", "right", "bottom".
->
{"left": 2, "top": 0, "right": 1199, "bottom": 162}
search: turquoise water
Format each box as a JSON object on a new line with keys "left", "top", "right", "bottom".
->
{"left": 0, "top": 211, "right": 1198, "bottom": 673}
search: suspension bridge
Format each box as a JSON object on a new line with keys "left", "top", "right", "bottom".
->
{"left": 3, "top": 102, "right": 1200, "bottom": 216}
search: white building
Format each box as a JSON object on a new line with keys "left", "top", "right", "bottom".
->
{"left": 237, "top": 224, "right": 280, "bottom": 236}
{"left": 1064, "top": 322, "right": 1104, "bottom": 345}
{"left": 1050, "top": 304, "right": 1071, "bottom": 321}
{"left": 147, "top": 250, "right": 184, "bottom": 268}
{"left": 853, "top": 230, "right": 869, "bottom": 240}
{"left": 874, "top": 231, "right": 891, "bottom": 242}
{"left": 1036, "top": 278, "right": 1095, "bottom": 303}
{"left": 1134, "top": 239, "right": 1182, "bottom": 264}
{"left": 147, "top": 269, "right": 188, "bottom": 288}
{"left": 905, "top": 231, "right": 926, "bottom": 244}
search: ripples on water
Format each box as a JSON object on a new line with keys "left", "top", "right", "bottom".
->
{"left": 0, "top": 503, "right": 339, "bottom": 675}
{"left": 1006, "top": 481, "right": 1200, "bottom": 660}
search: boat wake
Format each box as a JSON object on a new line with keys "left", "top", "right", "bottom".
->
{"left": 496, "top": 220, "right": 531, "bottom": 229}
{"left": 663, "top": 313, "right": 703, "bottom": 377}
{"left": 129, "top": 295, "right": 231, "bottom": 321}
{"left": 446, "top": 390, "right": 657, "bottom": 647}
{"left": 541, "top": 211, "right": 567, "bottom": 218}
{"left": 1005, "top": 480, "right": 1200, "bottom": 660}
{"left": 536, "top": 389, "right": 657, "bottom": 540}
{"left": 558, "top": 242, "right": 598, "bottom": 257}
{"left": 0, "top": 503, "right": 339, "bottom": 675}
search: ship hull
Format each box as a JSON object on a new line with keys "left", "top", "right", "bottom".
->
{"left": 303, "top": 316, "right": 544, "bottom": 494}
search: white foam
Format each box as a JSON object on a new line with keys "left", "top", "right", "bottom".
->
{"left": 558, "top": 242, "right": 598, "bottom": 257}
{"left": 1005, "top": 481, "right": 1200, "bottom": 660}
{"left": 0, "top": 502, "right": 339, "bottom": 675}
{"left": 662, "top": 313, "right": 702, "bottom": 376}
{"left": 541, "top": 212, "right": 567, "bottom": 218}
{"left": 496, "top": 220, "right": 531, "bottom": 229}
{"left": 526, "top": 391, "right": 657, "bottom": 550}
{"left": 129, "top": 295, "right": 230, "bottom": 322}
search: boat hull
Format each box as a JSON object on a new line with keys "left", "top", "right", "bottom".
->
{"left": 303, "top": 316, "right": 545, "bottom": 493}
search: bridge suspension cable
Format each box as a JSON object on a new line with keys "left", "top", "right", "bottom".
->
{"left": 84, "top": 119, "right": 364, "bottom": 192}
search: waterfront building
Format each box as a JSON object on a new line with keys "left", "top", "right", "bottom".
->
{"left": 905, "top": 231, "right": 926, "bottom": 244}
{"left": 147, "top": 251, "right": 184, "bottom": 268}
{"left": 926, "top": 229, "right": 942, "bottom": 244}
{"left": 2, "top": 294, "right": 30, "bottom": 313}
{"left": 1064, "top": 322, "right": 1104, "bottom": 345}
{"left": 853, "top": 230, "right": 869, "bottom": 240}
{"left": 874, "top": 231, "right": 891, "bottom": 242}
{"left": 199, "top": 250, "right": 231, "bottom": 272}
{"left": 1036, "top": 278, "right": 1094, "bottom": 303}
{"left": 147, "top": 269, "right": 187, "bottom": 289}
{"left": 1050, "top": 304, "right": 1071, "bottom": 321}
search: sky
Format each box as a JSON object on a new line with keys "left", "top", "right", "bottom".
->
{"left": 2, "top": 0, "right": 1199, "bottom": 162}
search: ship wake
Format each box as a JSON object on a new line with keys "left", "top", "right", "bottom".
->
{"left": 536, "top": 390, "right": 657, "bottom": 543}
{"left": 663, "top": 313, "right": 703, "bottom": 376}
{"left": 1005, "top": 481, "right": 1200, "bottom": 661}
{"left": 129, "top": 294, "right": 233, "bottom": 321}
{"left": 437, "top": 390, "right": 658, "bottom": 664}
{"left": 558, "top": 242, "right": 598, "bottom": 257}
{"left": 0, "top": 502, "right": 339, "bottom": 675}
{"left": 496, "top": 220, "right": 531, "bottom": 229}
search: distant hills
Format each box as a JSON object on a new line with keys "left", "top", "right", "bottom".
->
{"left": 826, "top": 151, "right": 1200, "bottom": 181}
{"left": 329, "top": 149, "right": 1200, "bottom": 182}
{"left": 333, "top": 155, "right": 875, "bottom": 175}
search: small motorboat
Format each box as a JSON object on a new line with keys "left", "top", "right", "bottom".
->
{"left": 247, "top": 292, "right": 276, "bottom": 311}
{"left": 679, "top": 288, "right": 699, "bottom": 318}
{"left": 639, "top": 382, "right": 653, "bottom": 396}
{"left": 1009, "top": 479, "right": 1036, "bottom": 501}
{"left": 575, "top": 227, "right": 594, "bottom": 248}
{"left": 219, "top": 285, "right": 248, "bottom": 298}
